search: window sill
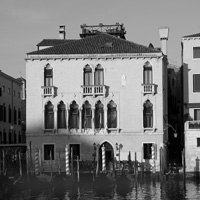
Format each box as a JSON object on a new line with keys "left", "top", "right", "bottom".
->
{"left": 43, "top": 129, "right": 55, "bottom": 134}
{"left": 107, "top": 128, "right": 119, "bottom": 133}
{"left": 143, "top": 128, "right": 156, "bottom": 132}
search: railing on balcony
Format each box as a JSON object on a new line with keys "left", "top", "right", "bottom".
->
{"left": 82, "top": 85, "right": 106, "bottom": 96}
{"left": 185, "top": 120, "right": 200, "bottom": 130}
{"left": 42, "top": 86, "right": 56, "bottom": 97}
{"left": 142, "top": 84, "right": 156, "bottom": 95}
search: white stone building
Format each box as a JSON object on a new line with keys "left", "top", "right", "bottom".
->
{"left": 25, "top": 24, "right": 169, "bottom": 173}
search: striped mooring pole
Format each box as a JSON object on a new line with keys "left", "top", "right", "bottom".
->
{"left": 34, "top": 148, "right": 39, "bottom": 176}
{"left": 151, "top": 145, "right": 156, "bottom": 173}
{"left": 102, "top": 145, "right": 106, "bottom": 172}
{"left": 65, "top": 144, "right": 70, "bottom": 175}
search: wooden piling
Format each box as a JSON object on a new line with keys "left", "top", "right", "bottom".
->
{"left": 77, "top": 156, "right": 80, "bottom": 183}
{"left": 26, "top": 147, "right": 29, "bottom": 180}
{"left": 19, "top": 151, "right": 22, "bottom": 177}
{"left": 50, "top": 151, "right": 52, "bottom": 180}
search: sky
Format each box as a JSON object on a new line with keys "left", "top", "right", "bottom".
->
{"left": 1, "top": 0, "right": 200, "bottom": 79}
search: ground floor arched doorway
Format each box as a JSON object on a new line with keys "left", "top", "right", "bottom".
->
{"left": 98, "top": 142, "right": 114, "bottom": 172}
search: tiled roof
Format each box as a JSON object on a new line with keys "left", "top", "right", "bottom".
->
{"left": 37, "top": 39, "right": 77, "bottom": 47}
{"left": 27, "top": 33, "right": 161, "bottom": 55}
{"left": 183, "top": 33, "right": 200, "bottom": 38}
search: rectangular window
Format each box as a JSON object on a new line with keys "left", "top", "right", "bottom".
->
{"left": 193, "top": 74, "right": 200, "bottom": 92}
{"left": 194, "top": 109, "right": 200, "bottom": 120}
{"left": 193, "top": 47, "right": 200, "bottom": 58}
{"left": 69, "top": 144, "right": 80, "bottom": 160}
{"left": 44, "top": 144, "right": 54, "bottom": 160}
{"left": 197, "top": 138, "right": 200, "bottom": 147}
{"left": 0, "top": 88, "right": 2, "bottom": 96}
{"left": 143, "top": 143, "right": 153, "bottom": 159}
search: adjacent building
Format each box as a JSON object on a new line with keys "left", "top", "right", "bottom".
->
{"left": 182, "top": 33, "right": 200, "bottom": 172}
{"left": 25, "top": 23, "right": 170, "bottom": 173}
{"left": 0, "top": 70, "right": 26, "bottom": 175}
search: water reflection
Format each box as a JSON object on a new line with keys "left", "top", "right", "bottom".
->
{"left": 1, "top": 174, "right": 200, "bottom": 200}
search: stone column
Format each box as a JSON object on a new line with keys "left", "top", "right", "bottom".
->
{"left": 54, "top": 108, "right": 57, "bottom": 132}
{"left": 79, "top": 108, "right": 82, "bottom": 133}
{"left": 104, "top": 107, "right": 107, "bottom": 132}
{"left": 92, "top": 107, "right": 95, "bottom": 133}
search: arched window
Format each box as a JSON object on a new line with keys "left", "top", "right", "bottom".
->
{"left": 44, "top": 64, "right": 53, "bottom": 86}
{"left": 83, "top": 65, "right": 92, "bottom": 85}
{"left": 82, "top": 101, "right": 92, "bottom": 129}
{"left": 69, "top": 101, "right": 79, "bottom": 129}
{"left": 143, "top": 100, "right": 153, "bottom": 128}
{"left": 94, "top": 64, "right": 104, "bottom": 85}
{"left": 95, "top": 101, "right": 104, "bottom": 129}
{"left": 45, "top": 101, "right": 54, "bottom": 129}
{"left": 107, "top": 100, "right": 117, "bottom": 128}
{"left": 57, "top": 101, "right": 66, "bottom": 129}
{"left": 143, "top": 61, "right": 152, "bottom": 84}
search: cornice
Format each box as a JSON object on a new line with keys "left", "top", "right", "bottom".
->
{"left": 25, "top": 53, "right": 163, "bottom": 61}
{"left": 182, "top": 37, "right": 200, "bottom": 41}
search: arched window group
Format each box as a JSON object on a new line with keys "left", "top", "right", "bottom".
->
{"left": 83, "top": 64, "right": 104, "bottom": 86}
{"left": 44, "top": 100, "right": 117, "bottom": 131}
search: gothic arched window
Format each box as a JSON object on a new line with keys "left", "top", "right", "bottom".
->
{"left": 44, "top": 64, "right": 53, "bottom": 86}
{"left": 143, "top": 61, "right": 152, "bottom": 84}
{"left": 94, "top": 64, "right": 104, "bottom": 85}
{"left": 83, "top": 65, "right": 92, "bottom": 86}
{"left": 107, "top": 100, "right": 117, "bottom": 128}
{"left": 95, "top": 101, "right": 104, "bottom": 129}
{"left": 45, "top": 101, "right": 54, "bottom": 129}
{"left": 82, "top": 101, "right": 92, "bottom": 129}
{"left": 143, "top": 100, "right": 153, "bottom": 128}
{"left": 57, "top": 101, "right": 66, "bottom": 129}
{"left": 69, "top": 101, "right": 79, "bottom": 129}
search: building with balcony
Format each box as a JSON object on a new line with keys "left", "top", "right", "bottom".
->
{"left": 25, "top": 23, "right": 169, "bottom": 173}
{"left": 182, "top": 33, "right": 200, "bottom": 172}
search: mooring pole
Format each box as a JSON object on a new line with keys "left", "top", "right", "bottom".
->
{"left": 77, "top": 156, "right": 80, "bottom": 183}
{"left": 19, "top": 151, "right": 22, "bottom": 177}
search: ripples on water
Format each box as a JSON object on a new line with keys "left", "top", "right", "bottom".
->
{"left": 1, "top": 174, "right": 200, "bottom": 200}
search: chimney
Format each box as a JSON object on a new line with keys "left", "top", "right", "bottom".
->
{"left": 59, "top": 25, "right": 66, "bottom": 39}
{"left": 159, "top": 27, "right": 169, "bottom": 55}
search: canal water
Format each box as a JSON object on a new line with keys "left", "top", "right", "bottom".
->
{"left": 0, "top": 174, "right": 200, "bottom": 200}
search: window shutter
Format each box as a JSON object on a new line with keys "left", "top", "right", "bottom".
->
{"left": 193, "top": 74, "right": 200, "bottom": 92}
{"left": 193, "top": 47, "right": 200, "bottom": 58}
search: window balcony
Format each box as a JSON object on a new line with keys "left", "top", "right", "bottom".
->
{"left": 42, "top": 86, "right": 56, "bottom": 97}
{"left": 142, "top": 84, "right": 156, "bottom": 95}
{"left": 82, "top": 85, "right": 106, "bottom": 96}
{"left": 185, "top": 120, "right": 200, "bottom": 130}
